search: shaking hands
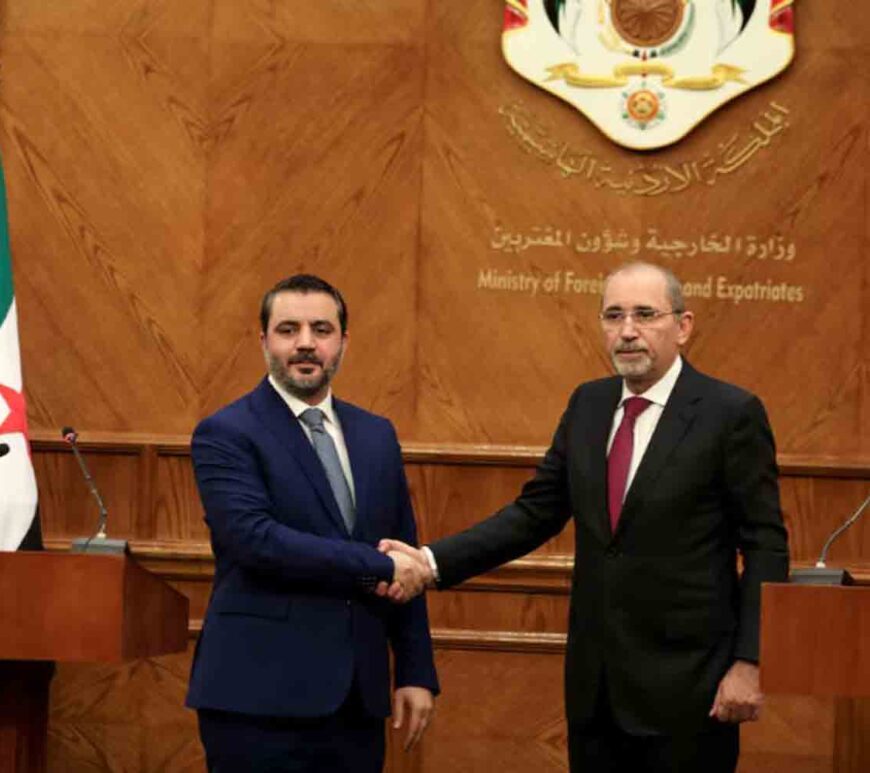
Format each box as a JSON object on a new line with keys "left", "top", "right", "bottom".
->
{"left": 377, "top": 539, "right": 434, "bottom": 603}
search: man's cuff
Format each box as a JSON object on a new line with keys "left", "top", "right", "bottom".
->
{"left": 421, "top": 546, "right": 440, "bottom": 584}
{"left": 358, "top": 551, "right": 394, "bottom": 593}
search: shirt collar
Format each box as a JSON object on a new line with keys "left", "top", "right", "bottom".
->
{"left": 267, "top": 375, "right": 338, "bottom": 426}
{"left": 619, "top": 355, "right": 683, "bottom": 408}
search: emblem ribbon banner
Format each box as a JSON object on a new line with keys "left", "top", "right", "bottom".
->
{"left": 503, "top": 0, "right": 796, "bottom": 149}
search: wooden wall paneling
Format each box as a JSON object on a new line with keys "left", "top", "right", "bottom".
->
{"left": 426, "top": 589, "right": 569, "bottom": 637}
{"left": 29, "top": 433, "right": 870, "bottom": 575}
{"left": 418, "top": 648, "right": 568, "bottom": 773}
{"left": 417, "top": 0, "right": 633, "bottom": 445}
{"left": 202, "top": 1, "right": 426, "bottom": 435}
{"left": 405, "top": 457, "right": 575, "bottom": 554}
{"left": 410, "top": 0, "right": 870, "bottom": 458}
{"left": 1, "top": 0, "right": 867, "bottom": 770}
{"left": 136, "top": 445, "right": 159, "bottom": 541}
{"left": 31, "top": 442, "right": 143, "bottom": 542}
{"left": 2, "top": 3, "right": 209, "bottom": 435}
{"left": 0, "top": 1, "right": 864, "bottom": 450}
{"left": 634, "top": 7, "right": 867, "bottom": 459}
{"left": 384, "top": 728, "right": 424, "bottom": 773}
{"left": 154, "top": 446, "right": 208, "bottom": 543}
{"left": 41, "top": 647, "right": 851, "bottom": 773}
{"left": 48, "top": 647, "right": 204, "bottom": 773}
{"left": 1, "top": 2, "right": 208, "bottom": 35}
{"left": 740, "top": 696, "right": 836, "bottom": 773}
{"left": 779, "top": 476, "right": 870, "bottom": 566}
{"left": 834, "top": 699, "right": 870, "bottom": 773}
{"left": 210, "top": 0, "right": 427, "bottom": 48}
{"left": 1, "top": 0, "right": 864, "bottom": 450}
{"left": 26, "top": 434, "right": 868, "bottom": 773}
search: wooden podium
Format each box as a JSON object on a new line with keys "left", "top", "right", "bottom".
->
{"left": 0, "top": 552, "right": 189, "bottom": 773}
{"left": 760, "top": 582, "right": 870, "bottom": 773}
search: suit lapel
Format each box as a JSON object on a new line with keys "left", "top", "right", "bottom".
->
{"left": 249, "top": 379, "right": 349, "bottom": 535}
{"left": 614, "top": 364, "right": 703, "bottom": 537}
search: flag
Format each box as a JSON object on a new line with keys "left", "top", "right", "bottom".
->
{"left": 0, "top": 161, "right": 39, "bottom": 550}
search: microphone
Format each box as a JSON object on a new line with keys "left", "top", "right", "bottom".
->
{"left": 790, "top": 491, "right": 870, "bottom": 586}
{"left": 0, "top": 443, "right": 9, "bottom": 458}
{"left": 62, "top": 426, "right": 128, "bottom": 555}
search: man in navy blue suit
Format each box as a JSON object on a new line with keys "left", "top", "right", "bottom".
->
{"left": 187, "top": 274, "right": 438, "bottom": 772}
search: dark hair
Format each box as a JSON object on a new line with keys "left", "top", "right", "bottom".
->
{"left": 260, "top": 274, "right": 348, "bottom": 334}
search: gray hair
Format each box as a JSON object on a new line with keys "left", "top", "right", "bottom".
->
{"left": 602, "top": 262, "right": 686, "bottom": 312}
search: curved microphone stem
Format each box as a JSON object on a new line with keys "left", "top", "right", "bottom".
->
{"left": 63, "top": 427, "right": 128, "bottom": 554}
{"left": 816, "top": 491, "right": 870, "bottom": 568}
{"left": 67, "top": 437, "right": 110, "bottom": 539}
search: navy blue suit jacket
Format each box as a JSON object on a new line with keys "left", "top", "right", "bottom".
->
{"left": 186, "top": 378, "right": 439, "bottom": 718}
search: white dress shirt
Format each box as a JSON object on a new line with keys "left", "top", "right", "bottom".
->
{"left": 267, "top": 375, "right": 356, "bottom": 505}
{"left": 607, "top": 355, "right": 683, "bottom": 501}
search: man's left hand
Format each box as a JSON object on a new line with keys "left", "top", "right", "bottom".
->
{"left": 709, "top": 660, "right": 763, "bottom": 723}
{"left": 392, "top": 686, "right": 435, "bottom": 751}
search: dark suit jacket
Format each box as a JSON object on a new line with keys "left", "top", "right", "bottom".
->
{"left": 186, "top": 378, "right": 439, "bottom": 719}
{"left": 431, "top": 361, "right": 788, "bottom": 734}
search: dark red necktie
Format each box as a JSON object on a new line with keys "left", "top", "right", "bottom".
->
{"left": 607, "top": 397, "right": 652, "bottom": 532}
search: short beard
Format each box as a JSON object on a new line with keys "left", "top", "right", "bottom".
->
{"left": 610, "top": 350, "right": 653, "bottom": 380}
{"left": 266, "top": 349, "right": 342, "bottom": 401}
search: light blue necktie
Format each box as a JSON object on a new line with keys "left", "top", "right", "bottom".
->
{"left": 299, "top": 408, "right": 355, "bottom": 533}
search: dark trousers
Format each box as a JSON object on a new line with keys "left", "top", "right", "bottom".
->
{"left": 568, "top": 679, "right": 739, "bottom": 773}
{"left": 198, "top": 686, "right": 384, "bottom": 773}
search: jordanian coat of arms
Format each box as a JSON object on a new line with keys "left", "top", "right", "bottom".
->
{"left": 503, "top": 0, "right": 795, "bottom": 149}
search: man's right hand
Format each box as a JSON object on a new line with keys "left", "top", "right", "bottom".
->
{"left": 376, "top": 540, "right": 434, "bottom": 603}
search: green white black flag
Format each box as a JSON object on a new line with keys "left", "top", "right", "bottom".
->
{"left": 0, "top": 162, "right": 38, "bottom": 550}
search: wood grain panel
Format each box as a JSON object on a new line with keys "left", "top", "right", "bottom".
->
{"left": 212, "top": 0, "right": 426, "bottom": 46}
{"left": 740, "top": 695, "right": 836, "bottom": 773}
{"left": 413, "top": 0, "right": 869, "bottom": 454}
{"left": 154, "top": 451, "right": 208, "bottom": 543}
{"left": 417, "top": 13, "right": 620, "bottom": 442}
{"left": 834, "top": 699, "right": 870, "bottom": 773}
{"left": 420, "top": 648, "right": 568, "bottom": 772}
{"left": 29, "top": 437, "right": 868, "bottom": 773}
{"left": 32, "top": 446, "right": 142, "bottom": 542}
{"left": 780, "top": 477, "right": 870, "bottom": 565}
{"left": 44, "top": 645, "right": 850, "bottom": 773}
{"left": 0, "top": 0, "right": 865, "bottom": 448}
{"left": 48, "top": 647, "right": 203, "bottom": 773}
{"left": 30, "top": 434, "right": 870, "bottom": 772}
{"left": 2, "top": 0, "right": 868, "bottom": 770}
{"left": 202, "top": 38, "right": 424, "bottom": 433}
{"left": 427, "top": 590, "right": 570, "bottom": 635}
{"left": 2, "top": 1, "right": 210, "bottom": 35}
{"left": 406, "top": 460, "right": 576, "bottom": 554}
{"left": 31, "top": 434, "right": 870, "bottom": 576}
{"left": 2, "top": 18, "right": 207, "bottom": 432}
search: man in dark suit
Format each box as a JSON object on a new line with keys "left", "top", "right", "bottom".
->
{"left": 381, "top": 262, "right": 789, "bottom": 772}
{"left": 187, "top": 274, "right": 438, "bottom": 772}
